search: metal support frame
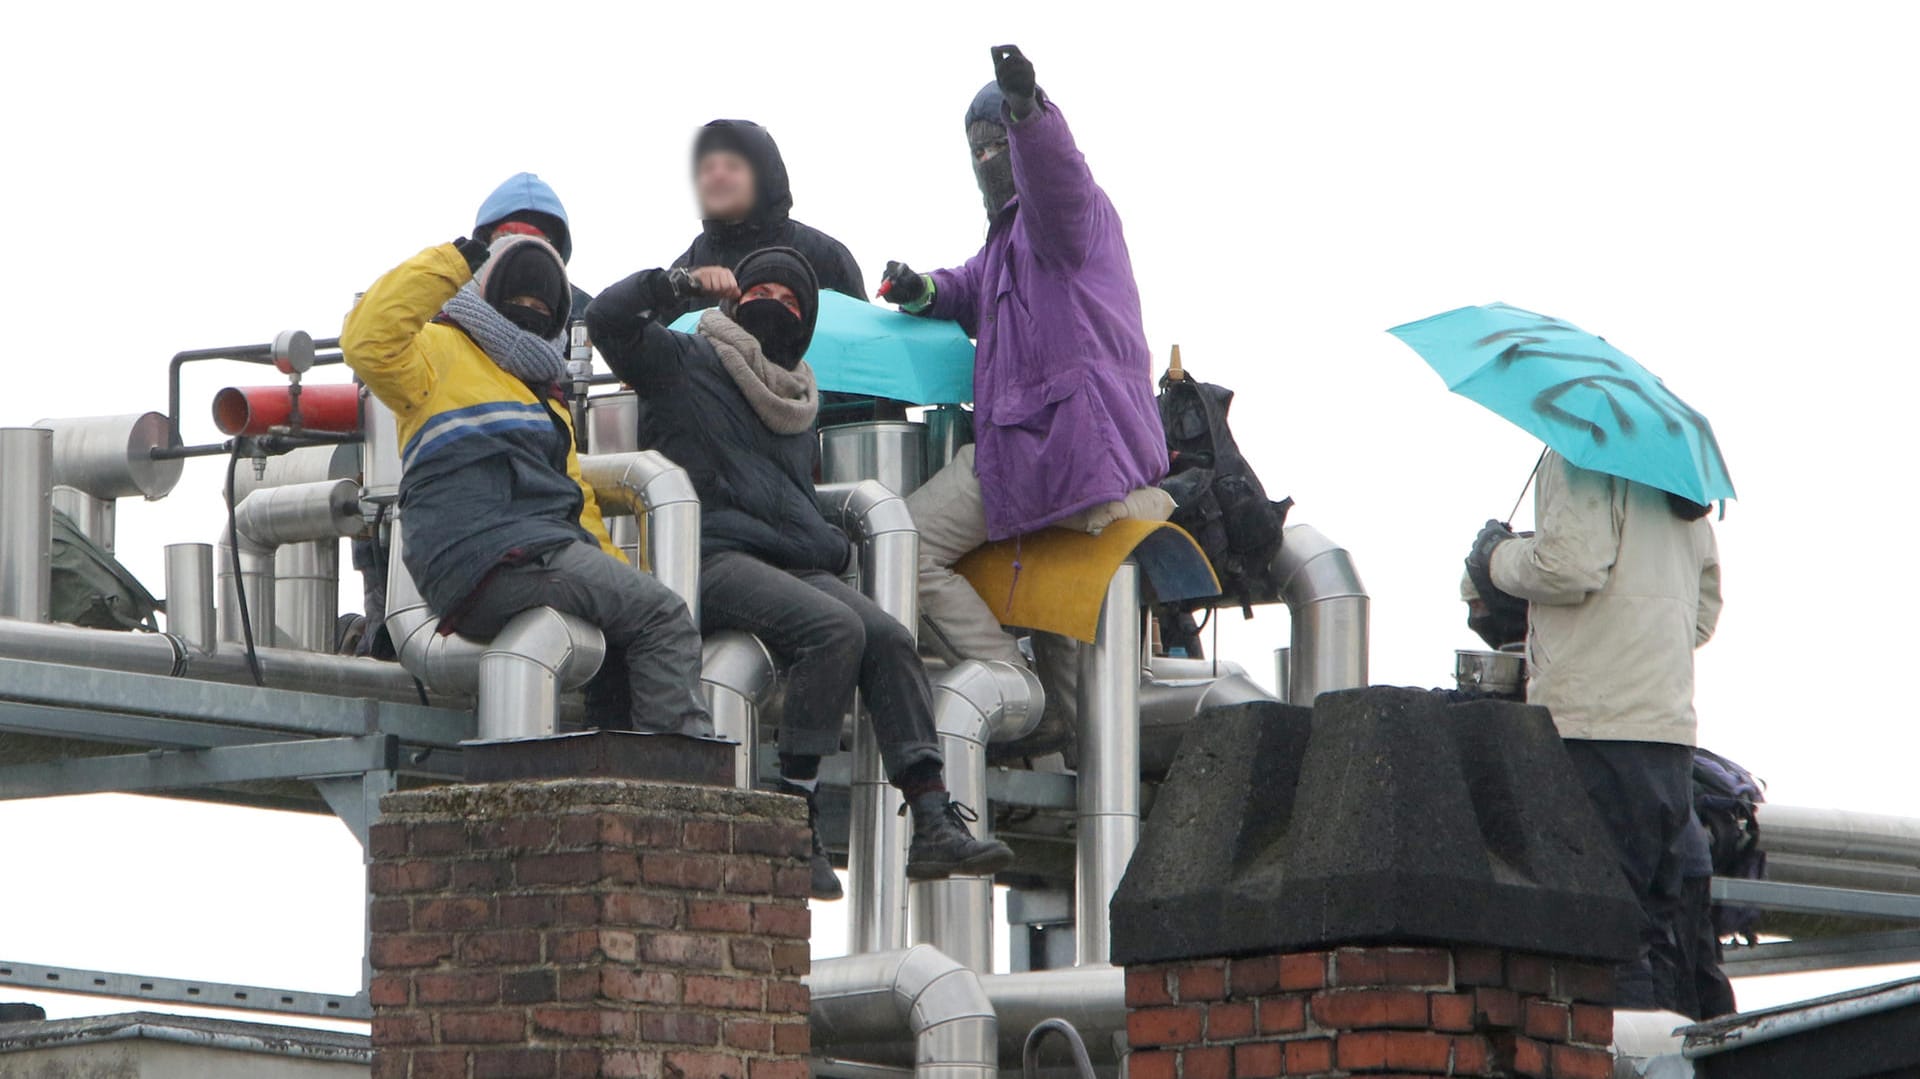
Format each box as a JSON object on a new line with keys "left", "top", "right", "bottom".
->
{"left": 1712, "top": 877, "right": 1920, "bottom": 922}
{"left": 0, "top": 960, "right": 371, "bottom": 1021}
{"left": 1720, "top": 929, "right": 1920, "bottom": 977}
{"left": 0, "top": 734, "right": 404, "bottom": 801}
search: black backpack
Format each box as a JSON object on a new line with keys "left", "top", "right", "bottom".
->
{"left": 1693, "top": 748, "right": 1767, "bottom": 945}
{"left": 1156, "top": 359, "right": 1292, "bottom": 620}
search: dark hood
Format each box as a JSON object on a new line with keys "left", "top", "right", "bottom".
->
{"left": 694, "top": 120, "right": 794, "bottom": 241}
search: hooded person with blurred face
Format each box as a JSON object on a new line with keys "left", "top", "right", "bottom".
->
{"left": 880, "top": 46, "right": 1173, "bottom": 757}
{"left": 587, "top": 248, "right": 1016, "bottom": 900}
{"left": 342, "top": 235, "right": 710, "bottom": 736}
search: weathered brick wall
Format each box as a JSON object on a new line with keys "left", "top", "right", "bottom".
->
{"left": 367, "top": 779, "right": 811, "bottom": 1079}
{"left": 1125, "top": 945, "right": 1614, "bottom": 1078}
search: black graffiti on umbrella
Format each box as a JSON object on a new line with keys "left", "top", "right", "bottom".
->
{"left": 1473, "top": 323, "right": 1732, "bottom": 489}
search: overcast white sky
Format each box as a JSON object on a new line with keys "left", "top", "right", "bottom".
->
{"left": 2, "top": 0, "right": 1917, "bottom": 1030}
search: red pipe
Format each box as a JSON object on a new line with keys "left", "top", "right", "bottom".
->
{"left": 212, "top": 383, "right": 363, "bottom": 437}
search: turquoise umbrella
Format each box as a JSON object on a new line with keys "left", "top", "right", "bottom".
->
{"left": 1388, "top": 303, "right": 1735, "bottom": 504}
{"left": 672, "top": 291, "right": 975, "bottom": 405}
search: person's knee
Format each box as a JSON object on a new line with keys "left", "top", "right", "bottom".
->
{"left": 816, "top": 604, "right": 867, "bottom": 661}
{"left": 865, "top": 612, "right": 917, "bottom": 659}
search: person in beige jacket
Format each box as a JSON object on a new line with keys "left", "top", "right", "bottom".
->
{"left": 1467, "top": 450, "right": 1721, "bottom": 1010}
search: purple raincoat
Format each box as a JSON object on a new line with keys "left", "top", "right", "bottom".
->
{"left": 928, "top": 100, "right": 1168, "bottom": 541}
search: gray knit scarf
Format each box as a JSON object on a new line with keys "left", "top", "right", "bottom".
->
{"left": 698, "top": 309, "right": 818, "bottom": 435}
{"left": 442, "top": 283, "right": 567, "bottom": 386}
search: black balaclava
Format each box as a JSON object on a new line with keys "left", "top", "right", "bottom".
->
{"left": 477, "top": 234, "right": 570, "bottom": 339}
{"left": 727, "top": 247, "right": 819, "bottom": 370}
{"left": 966, "top": 82, "right": 1016, "bottom": 217}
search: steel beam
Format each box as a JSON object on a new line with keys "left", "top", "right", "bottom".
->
{"left": 0, "top": 960, "right": 369, "bottom": 1020}
{"left": 0, "top": 735, "right": 399, "bottom": 800}
{"left": 1713, "top": 877, "right": 1920, "bottom": 922}
{"left": 1720, "top": 929, "right": 1920, "bottom": 977}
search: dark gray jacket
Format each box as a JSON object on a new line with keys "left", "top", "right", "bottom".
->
{"left": 587, "top": 270, "right": 852, "bottom": 575}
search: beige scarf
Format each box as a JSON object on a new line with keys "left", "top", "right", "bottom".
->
{"left": 698, "top": 309, "right": 819, "bottom": 435}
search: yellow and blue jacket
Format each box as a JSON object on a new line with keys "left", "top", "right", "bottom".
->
{"left": 342, "top": 243, "right": 621, "bottom": 615}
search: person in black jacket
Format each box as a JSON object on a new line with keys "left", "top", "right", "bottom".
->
{"left": 587, "top": 248, "right": 1014, "bottom": 899}
{"left": 672, "top": 120, "right": 901, "bottom": 423}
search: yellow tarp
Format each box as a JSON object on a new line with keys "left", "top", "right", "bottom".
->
{"left": 954, "top": 519, "right": 1218, "bottom": 643}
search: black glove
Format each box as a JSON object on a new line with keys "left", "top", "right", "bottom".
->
{"left": 1464, "top": 518, "right": 1521, "bottom": 627}
{"left": 452, "top": 236, "right": 489, "bottom": 274}
{"left": 991, "top": 44, "right": 1037, "bottom": 113}
{"left": 878, "top": 261, "right": 930, "bottom": 308}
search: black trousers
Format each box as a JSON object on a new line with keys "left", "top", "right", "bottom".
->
{"left": 1565, "top": 739, "right": 1693, "bottom": 1012}
{"left": 699, "top": 551, "right": 941, "bottom": 783}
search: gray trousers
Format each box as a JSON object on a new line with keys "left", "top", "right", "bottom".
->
{"left": 904, "top": 445, "right": 1080, "bottom": 741}
{"left": 455, "top": 540, "right": 710, "bottom": 735}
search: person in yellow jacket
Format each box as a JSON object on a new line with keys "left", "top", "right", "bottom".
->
{"left": 342, "top": 236, "right": 709, "bottom": 734}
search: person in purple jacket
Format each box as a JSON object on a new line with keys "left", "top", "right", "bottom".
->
{"left": 882, "top": 46, "right": 1172, "bottom": 758}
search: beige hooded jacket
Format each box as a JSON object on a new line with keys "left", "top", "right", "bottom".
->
{"left": 1490, "top": 452, "right": 1722, "bottom": 745}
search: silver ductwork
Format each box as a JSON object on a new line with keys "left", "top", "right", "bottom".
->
{"left": 359, "top": 392, "right": 402, "bottom": 508}
{"left": 0, "top": 428, "right": 53, "bottom": 622}
{"left": 700, "top": 631, "right": 777, "bottom": 789}
{"left": 216, "top": 479, "right": 361, "bottom": 649}
{"left": 1076, "top": 562, "right": 1141, "bottom": 967}
{"left": 581, "top": 451, "right": 701, "bottom": 623}
{"left": 383, "top": 515, "right": 604, "bottom": 740}
{"left": 808, "top": 946, "right": 998, "bottom": 1079}
{"left": 583, "top": 393, "right": 642, "bottom": 556}
{"left": 983, "top": 967, "right": 1127, "bottom": 1065}
{"left": 164, "top": 543, "right": 217, "bottom": 655}
{"left": 1273, "top": 524, "right": 1369, "bottom": 704}
{"left": 33, "top": 412, "right": 184, "bottom": 502}
{"left": 234, "top": 443, "right": 361, "bottom": 502}
{"left": 275, "top": 541, "right": 340, "bottom": 653}
{"left": 818, "top": 481, "right": 921, "bottom": 955}
{"left": 1139, "top": 657, "right": 1277, "bottom": 777}
{"left": 821, "top": 421, "right": 930, "bottom": 500}
{"left": 912, "top": 660, "right": 1044, "bottom": 972}
{"left": 52, "top": 487, "right": 116, "bottom": 553}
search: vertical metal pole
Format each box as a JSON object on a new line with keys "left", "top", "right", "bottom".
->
{"left": 274, "top": 539, "right": 339, "bottom": 652}
{"left": 1075, "top": 562, "right": 1140, "bottom": 967}
{"left": 0, "top": 428, "right": 53, "bottom": 622}
{"left": 165, "top": 543, "right": 217, "bottom": 654}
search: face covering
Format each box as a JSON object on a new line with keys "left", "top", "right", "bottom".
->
{"left": 499, "top": 300, "right": 558, "bottom": 339}
{"left": 733, "top": 298, "right": 806, "bottom": 368}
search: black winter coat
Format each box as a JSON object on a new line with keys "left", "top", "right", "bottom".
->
{"left": 672, "top": 120, "right": 865, "bottom": 303}
{"left": 586, "top": 270, "right": 852, "bottom": 575}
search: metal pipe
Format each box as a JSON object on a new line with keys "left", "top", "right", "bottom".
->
{"left": 274, "top": 540, "right": 339, "bottom": 652}
{"left": 821, "top": 421, "right": 930, "bottom": 499}
{"left": 582, "top": 394, "right": 642, "bottom": 559}
{"left": 819, "top": 481, "right": 921, "bottom": 955}
{"left": 984, "top": 967, "right": 1127, "bottom": 1065}
{"left": 807, "top": 946, "right": 998, "bottom": 1079}
{"left": 581, "top": 451, "right": 701, "bottom": 624}
{"left": 701, "top": 631, "right": 776, "bottom": 789}
{"left": 1138, "top": 664, "right": 1277, "bottom": 777}
{"left": 218, "top": 480, "right": 361, "bottom": 646}
{"left": 1075, "top": 563, "right": 1141, "bottom": 968}
{"left": 1272, "top": 524, "right": 1369, "bottom": 704}
{"left": 234, "top": 443, "right": 360, "bottom": 502}
{"left": 165, "top": 543, "right": 217, "bottom": 655}
{"left": 51, "top": 487, "right": 116, "bottom": 553}
{"left": 1758, "top": 805, "right": 1920, "bottom": 869}
{"left": 384, "top": 515, "right": 603, "bottom": 739}
{"left": 912, "top": 660, "right": 1043, "bottom": 972}
{"left": 0, "top": 617, "right": 455, "bottom": 704}
{"left": 359, "top": 391, "right": 402, "bottom": 508}
{"left": 32, "top": 412, "right": 183, "bottom": 501}
{"left": 212, "top": 383, "right": 362, "bottom": 437}
{"left": 0, "top": 428, "right": 53, "bottom": 622}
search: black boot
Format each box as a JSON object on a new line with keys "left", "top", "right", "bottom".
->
{"left": 776, "top": 780, "right": 843, "bottom": 901}
{"left": 904, "top": 793, "right": 1015, "bottom": 880}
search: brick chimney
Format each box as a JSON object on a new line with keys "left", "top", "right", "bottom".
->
{"left": 1111, "top": 691, "right": 1639, "bottom": 1078}
{"left": 368, "top": 777, "right": 811, "bottom": 1079}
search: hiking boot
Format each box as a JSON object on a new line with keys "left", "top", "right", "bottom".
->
{"left": 904, "top": 793, "right": 1015, "bottom": 880}
{"left": 776, "top": 780, "right": 843, "bottom": 901}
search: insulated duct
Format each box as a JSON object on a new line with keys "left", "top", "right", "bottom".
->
{"left": 383, "top": 515, "right": 604, "bottom": 740}
{"left": 1076, "top": 562, "right": 1141, "bottom": 967}
{"left": 0, "top": 428, "right": 53, "bottom": 622}
{"left": 216, "top": 479, "right": 361, "bottom": 648}
{"left": 911, "top": 660, "right": 1043, "bottom": 972}
{"left": 982, "top": 967, "right": 1127, "bottom": 1066}
{"left": 818, "top": 481, "right": 920, "bottom": 956}
{"left": 580, "top": 451, "right": 701, "bottom": 623}
{"left": 164, "top": 543, "right": 217, "bottom": 655}
{"left": 32, "top": 412, "right": 183, "bottom": 502}
{"left": 808, "top": 946, "right": 998, "bottom": 1079}
{"left": 700, "top": 631, "right": 777, "bottom": 789}
{"left": 1273, "top": 524, "right": 1369, "bottom": 704}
